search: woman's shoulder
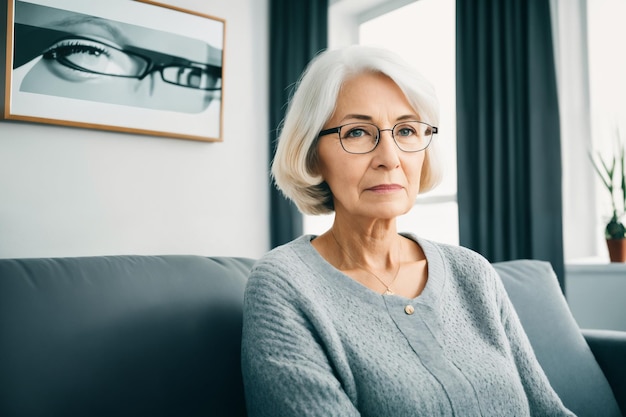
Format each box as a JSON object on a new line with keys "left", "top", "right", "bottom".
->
{"left": 434, "top": 241, "right": 492, "bottom": 267}
{"left": 403, "top": 233, "right": 497, "bottom": 284}
{"left": 402, "top": 233, "right": 490, "bottom": 267}
{"left": 253, "top": 235, "right": 315, "bottom": 270}
{"left": 248, "top": 235, "right": 323, "bottom": 289}
{"left": 245, "top": 235, "right": 335, "bottom": 312}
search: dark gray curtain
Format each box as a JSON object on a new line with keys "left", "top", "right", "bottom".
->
{"left": 269, "top": 0, "right": 328, "bottom": 248}
{"left": 456, "top": 0, "right": 565, "bottom": 288}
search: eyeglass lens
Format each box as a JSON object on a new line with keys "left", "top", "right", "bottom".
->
{"left": 338, "top": 121, "right": 434, "bottom": 153}
{"left": 161, "top": 65, "right": 221, "bottom": 90}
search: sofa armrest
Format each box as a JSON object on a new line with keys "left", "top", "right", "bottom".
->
{"left": 582, "top": 328, "right": 626, "bottom": 415}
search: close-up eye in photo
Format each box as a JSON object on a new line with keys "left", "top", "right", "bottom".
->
{"left": 42, "top": 37, "right": 149, "bottom": 81}
{"left": 13, "top": 15, "right": 222, "bottom": 114}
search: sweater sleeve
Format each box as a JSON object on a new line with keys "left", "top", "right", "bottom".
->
{"left": 241, "top": 261, "right": 360, "bottom": 417}
{"left": 494, "top": 274, "right": 576, "bottom": 417}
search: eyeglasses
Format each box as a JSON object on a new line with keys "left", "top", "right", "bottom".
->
{"left": 42, "top": 36, "right": 222, "bottom": 91}
{"left": 318, "top": 121, "right": 437, "bottom": 154}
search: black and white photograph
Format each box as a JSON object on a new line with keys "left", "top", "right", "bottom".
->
{"left": 3, "top": 0, "right": 225, "bottom": 141}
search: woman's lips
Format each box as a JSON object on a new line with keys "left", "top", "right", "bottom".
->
{"left": 366, "top": 184, "right": 403, "bottom": 193}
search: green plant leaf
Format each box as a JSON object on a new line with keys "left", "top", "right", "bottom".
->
{"left": 618, "top": 136, "right": 626, "bottom": 213}
{"left": 588, "top": 151, "right": 612, "bottom": 191}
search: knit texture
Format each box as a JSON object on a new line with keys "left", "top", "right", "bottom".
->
{"left": 241, "top": 234, "right": 575, "bottom": 417}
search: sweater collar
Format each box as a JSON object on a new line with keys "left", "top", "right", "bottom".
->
{"left": 294, "top": 234, "right": 447, "bottom": 308}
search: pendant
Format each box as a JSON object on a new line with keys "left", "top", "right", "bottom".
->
{"left": 384, "top": 289, "right": 394, "bottom": 295}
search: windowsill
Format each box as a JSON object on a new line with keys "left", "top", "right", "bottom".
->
{"left": 566, "top": 258, "right": 626, "bottom": 275}
{"left": 565, "top": 258, "right": 626, "bottom": 331}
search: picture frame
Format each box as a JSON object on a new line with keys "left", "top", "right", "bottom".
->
{"left": 1, "top": 0, "right": 225, "bottom": 142}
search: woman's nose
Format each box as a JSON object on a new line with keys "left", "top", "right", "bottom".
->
{"left": 371, "top": 130, "right": 401, "bottom": 168}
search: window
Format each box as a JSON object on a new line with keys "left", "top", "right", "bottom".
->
{"left": 555, "top": 0, "right": 626, "bottom": 262}
{"left": 587, "top": 0, "right": 626, "bottom": 254}
{"left": 304, "top": 0, "right": 458, "bottom": 244}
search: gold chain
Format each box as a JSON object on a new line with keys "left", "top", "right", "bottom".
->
{"left": 330, "top": 229, "right": 401, "bottom": 295}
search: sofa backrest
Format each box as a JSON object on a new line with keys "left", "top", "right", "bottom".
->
{"left": 0, "top": 255, "right": 255, "bottom": 417}
{"left": 494, "top": 259, "right": 621, "bottom": 417}
{"left": 0, "top": 255, "right": 621, "bottom": 417}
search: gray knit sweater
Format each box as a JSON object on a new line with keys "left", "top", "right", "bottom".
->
{"left": 241, "top": 234, "right": 575, "bottom": 417}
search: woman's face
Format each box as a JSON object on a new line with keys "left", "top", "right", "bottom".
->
{"left": 316, "top": 72, "right": 426, "bottom": 221}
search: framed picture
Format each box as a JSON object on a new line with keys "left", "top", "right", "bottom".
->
{"left": 1, "top": 0, "right": 225, "bottom": 141}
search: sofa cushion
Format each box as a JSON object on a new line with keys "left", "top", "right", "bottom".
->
{"left": 0, "top": 255, "right": 254, "bottom": 417}
{"left": 494, "top": 260, "right": 622, "bottom": 417}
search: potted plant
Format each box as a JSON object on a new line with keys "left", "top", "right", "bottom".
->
{"left": 589, "top": 130, "right": 626, "bottom": 262}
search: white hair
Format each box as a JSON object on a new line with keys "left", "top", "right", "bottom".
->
{"left": 271, "top": 45, "right": 442, "bottom": 215}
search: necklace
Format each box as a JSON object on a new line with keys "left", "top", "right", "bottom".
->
{"left": 330, "top": 229, "right": 401, "bottom": 295}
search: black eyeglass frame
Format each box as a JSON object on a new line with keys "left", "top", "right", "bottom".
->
{"left": 41, "top": 35, "right": 222, "bottom": 91}
{"left": 318, "top": 120, "right": 438, "bottom": 154}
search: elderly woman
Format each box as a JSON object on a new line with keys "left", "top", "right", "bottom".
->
{"left": 241, "top": 45, "right": 574, "bottom": 417}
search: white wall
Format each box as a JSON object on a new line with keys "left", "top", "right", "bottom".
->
{"left": 566, "top": 263, "right": 626, "bottom": 331}
{"left": 0, "top": 0, "right": 270, "bottom": 259}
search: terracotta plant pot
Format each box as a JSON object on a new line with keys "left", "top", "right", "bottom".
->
{"left": 606, "top": 238, "right": 626, "bottom": 263}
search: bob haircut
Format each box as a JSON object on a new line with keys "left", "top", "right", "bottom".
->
{"left": 272, "top": 45, "right": 443, "bottom": 215}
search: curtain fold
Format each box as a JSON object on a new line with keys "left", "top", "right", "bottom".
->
{"left": 269, "top": 0, "right": 328, "bottom": 248}
{"left": 456, "top": 0, "right": 565, "bottom": 288}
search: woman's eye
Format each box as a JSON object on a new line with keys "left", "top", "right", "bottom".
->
{"left": 345, "top": 128, "right": 367, "bottom": 139}
{"left": 45, "top": 41, "right": 112, "bottom": 71}
{"left": 397, "top": 127, "right": 417, "bottom": 137}
{"left": 43, "top": 38, "right": 145, "bottom": 77}
{"left": 53, "top": 44, "right": 104, "bottom": 58}
{"left": 163, "top": 66, "right": 211, "bottom": 88}
{"left": 344, "top": 127, "right": 373, "bottom": 139}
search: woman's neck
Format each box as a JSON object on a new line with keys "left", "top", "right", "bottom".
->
{"left": 328, "top": 220, "right": 402, "bottom": 271}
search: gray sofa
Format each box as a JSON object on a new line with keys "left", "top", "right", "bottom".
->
{"left": 0, "top": 255, "right": 624, "bottom": 417}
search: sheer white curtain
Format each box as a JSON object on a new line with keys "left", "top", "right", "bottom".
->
{"left": 550, "top": 0, "right": 598, "bottom": 261}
